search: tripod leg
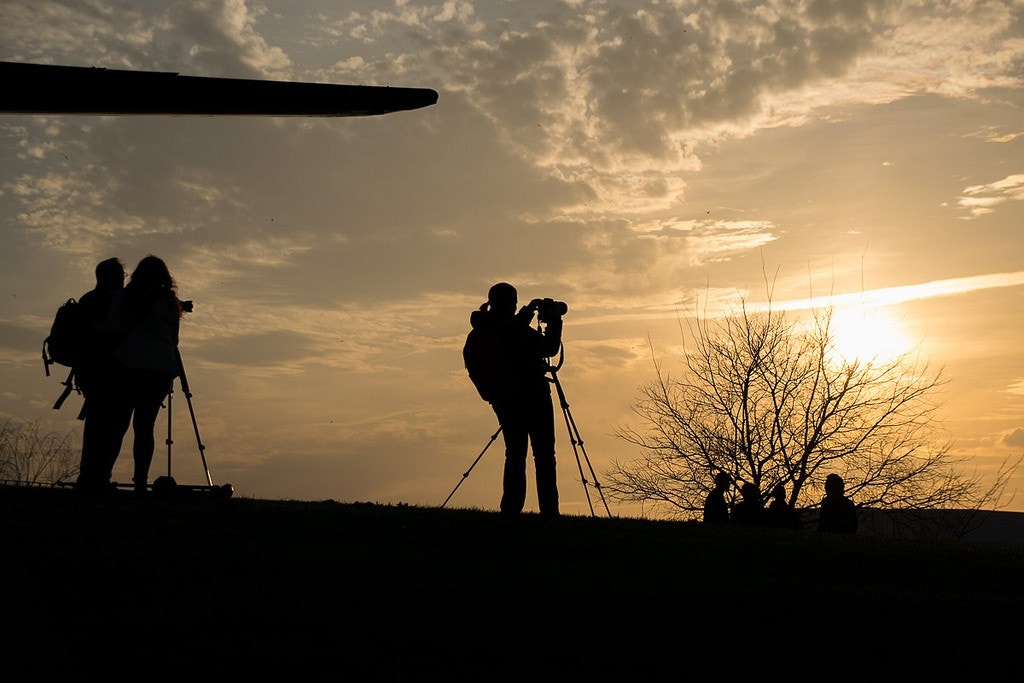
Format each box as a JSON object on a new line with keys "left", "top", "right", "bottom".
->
{"left": 564, "top": 401, "right": 613, "bottom": 517}
{"left": 165, "top": 384, "right": 173, "bottom": 478}
{"left": 551, "top": 373, "right": 595, "bottom": 516}
{"left": 551, "top": 370, "right": 613, "bottom": 517}
{"left": 175, "top": 349, "right": 213, "bottom": 486}
{"left": 442, "top": 427, "right": 501, "bottom": 508}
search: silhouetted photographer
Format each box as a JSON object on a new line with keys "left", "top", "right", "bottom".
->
{"left": 463, "top": 283, "right": 565, "bottom": 516}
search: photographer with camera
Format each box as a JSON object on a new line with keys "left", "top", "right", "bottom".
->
{"left": 463, "top": 282, "right": 566, "bottom": 516}
{"left": 101, "top": 255, "right": 187, "bottom": 495}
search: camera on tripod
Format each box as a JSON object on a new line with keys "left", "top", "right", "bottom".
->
{"left": 528, "top": 297, "right": 567, "bottom": 323}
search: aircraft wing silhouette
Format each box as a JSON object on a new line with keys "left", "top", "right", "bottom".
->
{"left": 0, "top": 62, "right": 438, "bottom": 117}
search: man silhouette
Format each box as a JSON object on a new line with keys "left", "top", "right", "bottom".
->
{"left": 74, "top": 257, "right": 125, "bottom": 493}
{"left": 74, "top": 258, "right": 125, "bottom": 396}
{"left": 767, "top": 483, "right": 800, "bottom": 528}
{"left": 818, "top": 474, "right": 858, "bottom": 534}
{"left": 731, "top": 482, "right": 765, "bottom": 526}
{"left": 703, "top": 472, "right": 731, "bottom": 523}
{"left": 463, "top": 283, "right": 563, "bottom": 516}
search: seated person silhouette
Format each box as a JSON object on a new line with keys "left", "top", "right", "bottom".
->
{"left": 817, "top": 474, "right": 858, "bottom": 534}
{"left": 731, "top": 482, "right": 765, "bottom": 526}
{"left": 703, "top": 472, "right": 731, "bottom": 523}
{"left": 767, "top": 483, "right": 800, "bottom": 529}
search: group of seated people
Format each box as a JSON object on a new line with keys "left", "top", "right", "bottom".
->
{"left": 703, "top": 472, "right": 858, "bottom": 534}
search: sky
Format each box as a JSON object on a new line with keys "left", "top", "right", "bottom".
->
{"left": 1, "top": 0, "right": 1022, "bottom": 517}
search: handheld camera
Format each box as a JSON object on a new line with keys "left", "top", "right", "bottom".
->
{"left": 528, "top": 297, "right": 568, "bottom": 323}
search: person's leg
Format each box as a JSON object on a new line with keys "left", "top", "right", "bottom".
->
{"left": 493, "top": 401, "right": 528, "bottom": 515}
{"left": 78, "top": 367, "right": 131, "bottom": 492}
{"left": 131, "top": 370, "right": 171, "bottom": 492}
{"left": 76, "top": 373, "right": 104, "bottom": 491}
{"left": 528, "top": 393, "right": 559, "bottom": 516}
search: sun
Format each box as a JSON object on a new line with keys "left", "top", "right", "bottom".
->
{"left": 828, "top": 306, "right": 915, "bottom": 364}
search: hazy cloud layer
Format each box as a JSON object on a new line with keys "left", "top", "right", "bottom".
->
{"left": 4, "top": 1, "right": 1022, "bottom": 308}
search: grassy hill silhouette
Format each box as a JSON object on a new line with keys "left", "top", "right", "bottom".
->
{"left": 3, "top": 484, "right": 1021, "bottom": 678}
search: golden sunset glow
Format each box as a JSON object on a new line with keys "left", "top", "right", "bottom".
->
{"left": 1, "top": 1, "right": 1022, "bottom": 514}
{"left": 828, "top": 306, "right": 917, "bottom": 365}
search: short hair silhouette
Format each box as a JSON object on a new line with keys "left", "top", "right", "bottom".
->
{"left": 487, "top": 282, "right": 517, "bottom": 312}
{"left": 825, "top": 473, "right": 845, "bottom": 496}
{"left": 95, "top": 257, "right": 125, "bottom": 283}
{"left": 703, "top": 472, "right": 731, "bottom": 523}
{"left": 732, "top": 482, "right": 765, "bottom": 525}
{"left": 767, "top": 483, "right": 800, "bottom": 529}
{"left": 818, "top": 474, "right": 858, "bottom": 534}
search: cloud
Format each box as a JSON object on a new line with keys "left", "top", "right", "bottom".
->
{"left": 0, "top": 0, "right": 154, "bottom": 68}
{"left": 302, "top": 0, "right": 1024, "bottom": 220}
{"left": 641, "top": 271, "right": 1024, "bottom": 321}
{"left": 157, "top": 0, "right": 292, "bottom": 78}
{"left": 958, "top": 174, "right": 1024, "bottom": 219}
{"left": 965, "top": 126, "right": 1024, "bottom": 143}
{"left": 789, "top": 270, "right": 1024, "bottom": 312}
{"left": 0, "top": 0, "right": 290, "bottom": 77}
{"left": 5, "top": 1, "right": 1021, "bottom": 266}
{"left": 1001, "top": 427, "right": 1024, "bottom": 449}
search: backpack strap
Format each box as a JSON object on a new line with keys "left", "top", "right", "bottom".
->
{"left": 52, "top": 368, "right": 78, "bottom": 410}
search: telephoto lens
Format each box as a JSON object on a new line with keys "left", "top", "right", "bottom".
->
{"left": 545, "top": 299, "right": 568, "bottom": 317}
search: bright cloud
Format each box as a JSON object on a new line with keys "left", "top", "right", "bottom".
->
{"left": 959, "top": 174, "right": 1024, "bottom": 218}
{"left": 769, "top": 271, "right": 1024, "bottom": 315}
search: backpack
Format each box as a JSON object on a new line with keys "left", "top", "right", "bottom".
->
{"left": 42, "top": 298, "right": 86, "bottom": 375}
{"left": 464, "top": 332, "right": 498, "bottom": 402}
{"left": 42, "top": 298, "right": 87, "bottom": 415}
{"left": 463, "top": 307, "right": 500, "bottom": 402}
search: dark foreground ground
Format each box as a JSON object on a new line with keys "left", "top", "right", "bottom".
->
{"left": 2, "top": 485, "right": 1022, "bottom": 679}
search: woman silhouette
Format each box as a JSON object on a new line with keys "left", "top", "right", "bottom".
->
{"left": 106, "top": 255, "right": 184, "bottom": 493}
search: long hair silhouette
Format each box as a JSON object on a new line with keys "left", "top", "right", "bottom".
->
{"left": 124, "top": 255, "right": 182, "bottom": 319}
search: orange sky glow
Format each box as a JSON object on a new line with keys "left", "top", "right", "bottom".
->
{"left": 1, "top": 0, "right": 1022, "bottom": 516}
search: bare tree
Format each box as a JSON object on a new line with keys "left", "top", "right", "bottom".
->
{"left": 608, "top": 304, "right": 1015, "bottom": 521}
{"left": 0, "top": 419, "right": 79, "bottom": 485}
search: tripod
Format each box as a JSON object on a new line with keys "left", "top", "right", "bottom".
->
{"left": 547, "top": 350, "right": 612, "bottom": 517}
{"left": 158, "top": 348, "right": 231, "bottom": 497}
{"left": 442, "top": 345, "right": 612, "bottom": 517}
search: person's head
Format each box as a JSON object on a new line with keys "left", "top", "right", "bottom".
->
{"left": 95, "top": 257, "right": 125, "bottom": 292}
{"left": 713, "top": 472, "right": 731, "bottom": 491}
{"left": 740, "top": 482, "right": 761, "bottom": 503}
{"left": 772, "top": 483, "right": 786, "bottom": 501}
{"left": 487, "top": 282, "right": 517, "bottom": 317}
{"left": 128, "top": 255, "right": 175, "bottom": 292}
{"left": 825, "top": 473, "right": 845, "bottom": 497}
